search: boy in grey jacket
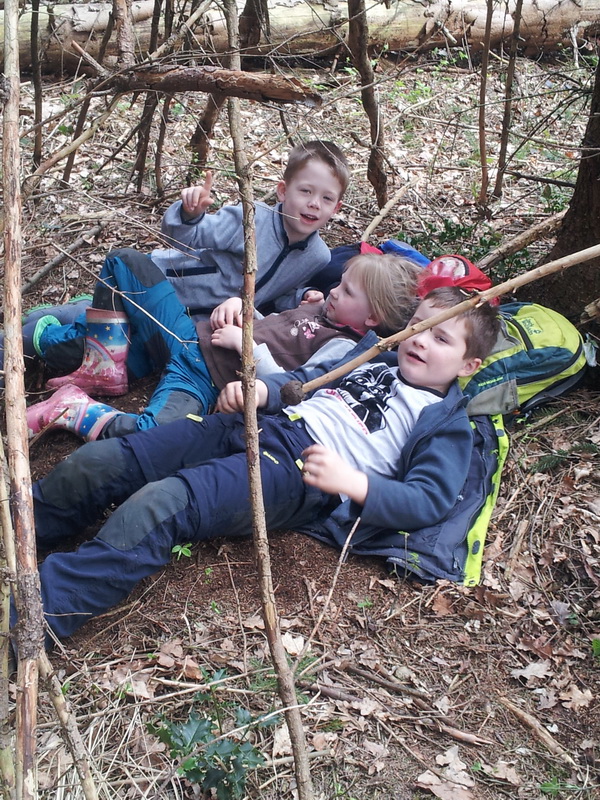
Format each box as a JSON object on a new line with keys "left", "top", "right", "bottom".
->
{"left": 26, "top": 141, "right": 349, "bottom": 398}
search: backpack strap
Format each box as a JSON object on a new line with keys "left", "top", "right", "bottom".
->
{"left": 462, "top": 414, "right": 509, "bottom": 586}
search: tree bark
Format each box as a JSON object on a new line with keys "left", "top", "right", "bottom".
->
{"left": 3, "top": 0, "right": 600, "bottom": 74}
{"left": 347, "top": 0, "right": 387, "bottom": 208}
{"left": 2, "top": 0, "right": 45, "bottom": 796}
{"left": 519, "top": 59, "right": 600, "bottom": 319}
{"left": 107, "top": 65, "right": 322, "bottom": 105}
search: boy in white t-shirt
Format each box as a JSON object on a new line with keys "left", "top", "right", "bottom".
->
{"left": 25, "top": 286, "right": 501, "bottom": 643}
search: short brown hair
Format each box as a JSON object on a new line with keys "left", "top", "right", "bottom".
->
{"left": 423, "top": 286, "right": 500, "bottom": 361}
{"left": 283, "top": 141, "right": 349, "bottom": 198}
{"left": 344, "top": 253, "right": 421, "bottom": 336}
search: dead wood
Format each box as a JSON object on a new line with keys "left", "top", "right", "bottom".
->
{"left": 22, "top": 222, "right": 105, "bottom": 294}
{"left": 477, "top": 0, "right": 493, "bottom": 204}
{"left": 476, "top": 209, "right": 568, "bottom": 272}
{"left": 6, "top": 0, "right": 600, "bottom": 74}
{"left": 499, "top": 696, "right": 577, "bottom": 766}
{"left": 582, "top": 296, "right": 600, "bottom": 323}
{"left": 107, "top": 65, "right": 322, "bottom": 106}
{"left": 493, "top": 0, "right": 524, "bottom": 197}
{"left": 114, "top": 0, "right": 136, "bottom": 69}
{"left": 361, "top": 181, "right": 415, "bottom": 242}
{"left": 226, "top": 2, "right": 314, "bottom": 791}
{"left": 347, "top": 0, "right": 387, "bottom": 208}
{"left": 147, "top": 0, "right": 213, "bottom": 62}
{"left": 0, "top": 439, "right": 16, "bottom": 795}
{"left": 0, "top": 441, "right": 98, "bottom": 799}
{"left": 38, "top": 655, "right": 99, "bottom": 799}
{"left": 19, "top": 97, "right": 120, "bottom": 208}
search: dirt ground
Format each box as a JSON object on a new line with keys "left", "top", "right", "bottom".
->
{"left": 4, "top": 50, "right": 600, "bottom": 799}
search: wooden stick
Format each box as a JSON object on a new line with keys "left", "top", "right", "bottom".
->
{"left": 499, "top": 696, "right": 576, "bottom": 766}
{"left": 226, "top": 8, "right": 314, "bottom": 798}
{"left": 22, "top": 222, "right": 105, "bottom": 294}
{"left": 2, "top": 0, "right": 45, "bottom": 793}
{"left": 361, "top": 181, "right": 414, "bottom": 242}
{"left": 477, "top": 209, "right": 567, "bottom": 271}
{"left": 291, "top": 243, "right": 600, "bottom": 400}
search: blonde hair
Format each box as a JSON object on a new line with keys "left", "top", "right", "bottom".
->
{"left": 283, "top": 140, "right": 349, "bottom": 199}
{"left": 344, "top": 253, "right": 421, "bottom": 336}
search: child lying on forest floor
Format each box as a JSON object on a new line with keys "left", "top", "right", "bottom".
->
{"left": 16, "top": 286, "right": 501, "bottom": 645}
{"left": 26, "top": 253, "right": 422, "bottom": 440}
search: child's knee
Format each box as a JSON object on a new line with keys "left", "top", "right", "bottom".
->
{"left": 96, "top": 477, "right": 192, "bottom": 552}
{"left": 106, "top": 248, "right": 166, "bottom": 288}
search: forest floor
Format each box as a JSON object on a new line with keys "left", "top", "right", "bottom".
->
{"left": 3, "top": 47, "right": 600, "bottom": 799}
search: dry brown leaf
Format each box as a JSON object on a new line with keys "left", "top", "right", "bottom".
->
{"left": 432, "top": 593, "right": 454, "bottom": 616}
{"left": 312, "top": 732, "right": 337, "bottom": 752}
{"left": 281, "top": 631, "right": 305, "bottom": 655}
{"left": 559, "top": 684, "right": 594, "bottom": 709}
{"left": 481, "top": 760, "right": 522, "bottom": 786}
{"left": 181, "top": 655, "right": 203, "bottom": 680}
{"left": 416, "top": 770, "right": 475, "bottom": 799}
{"left": 511, "top": 660, "right": 553, "bottom": 686}
{"left": 536, "top": 687, "right": 558, "bottom": 709}
{"left": 272, "top": 724, "right": 292, "bottom": 757}
{"left": 351, "top": 697, "right": 385, "bottom": 716}
{"left": 159, "top": 639, "right": 184, "bottom": 659}
{"left": 243, "top": 614, "right": 265, "bottom": 629}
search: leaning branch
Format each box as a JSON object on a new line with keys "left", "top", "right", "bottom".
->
{"left": 476, "top": 209, "right": 567, "bottom": 271}
{"left": 284, "top": 243, "right": 600, "bottom": 401}
{"left": 2, "top": 0, "right": 45, "bottom": 793}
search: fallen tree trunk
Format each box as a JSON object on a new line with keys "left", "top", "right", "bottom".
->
{"left": 2, "top": 0, "right": 600, "bottom": 74}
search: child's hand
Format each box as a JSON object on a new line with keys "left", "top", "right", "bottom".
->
{"left": 301, "top": 444, "right": 368, "bottom": 504}
{"left": 300, "top": 290, "right": 324, "bottom": 305}
{"left": 215, "top": 380, "right": 268, "bottom": 413}
{"left": 210, "top": 297, "right": 243, "bottom": 329}
{"left": 211, "top": 324, "right": 244, "bottom": 354}
{"left": 181, "top": 171, "right": 214, "bottom": 221}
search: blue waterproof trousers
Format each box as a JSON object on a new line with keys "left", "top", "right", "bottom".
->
{"left": 39, "top": 248, "right": 219, "bottom": 435}
{"left": 32, "top": 414, "right": 327, "bottom": 641}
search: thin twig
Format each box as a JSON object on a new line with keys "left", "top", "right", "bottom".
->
{"left": 22, "top": 223, "right": 105, "bottom": 294}
{"left": 226, "top": 1, "right": 314, "bottom": 796}
{"left": 477, "top": 210, "right": 567, "bottom": 272}
{"left": 298, "top": 517, "right": 361, "bottom": 664}
{"left": 49, "top": 243, "right": 196, "bottom": 346}
{"left": 361, "top": 181, "right": 415, "bottom": 242}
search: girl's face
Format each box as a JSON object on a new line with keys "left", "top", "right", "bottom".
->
{"left": 323, "top": 269, "right": 379, "bottom": 333}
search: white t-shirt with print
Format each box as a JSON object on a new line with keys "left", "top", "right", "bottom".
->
{"left": 285, "top": 362, "right": 441, "bottom": 481}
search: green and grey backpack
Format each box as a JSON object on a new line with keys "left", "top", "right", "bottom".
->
{"left": 460, "top": 301, "right": 588, "bottom": 417}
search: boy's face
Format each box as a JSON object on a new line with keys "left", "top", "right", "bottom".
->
{"left": 277, "top": 160, "right": 343, "bottom": 243}
{"left": 397, "top": 298, "right": 481, "bottom": 394}
{"left": 323, "top": 269, "right": 379, "bottom": 333}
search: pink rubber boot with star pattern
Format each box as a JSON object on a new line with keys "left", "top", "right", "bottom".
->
{"left": 46, "top": 307, "right": 130, "bottom": 396}
{"left": 26, "top": 384, "right": 119, "bottom": 441}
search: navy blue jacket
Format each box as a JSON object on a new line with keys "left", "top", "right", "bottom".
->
{"left": 262, "top": 342, "right": 484, "bottom": 582}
